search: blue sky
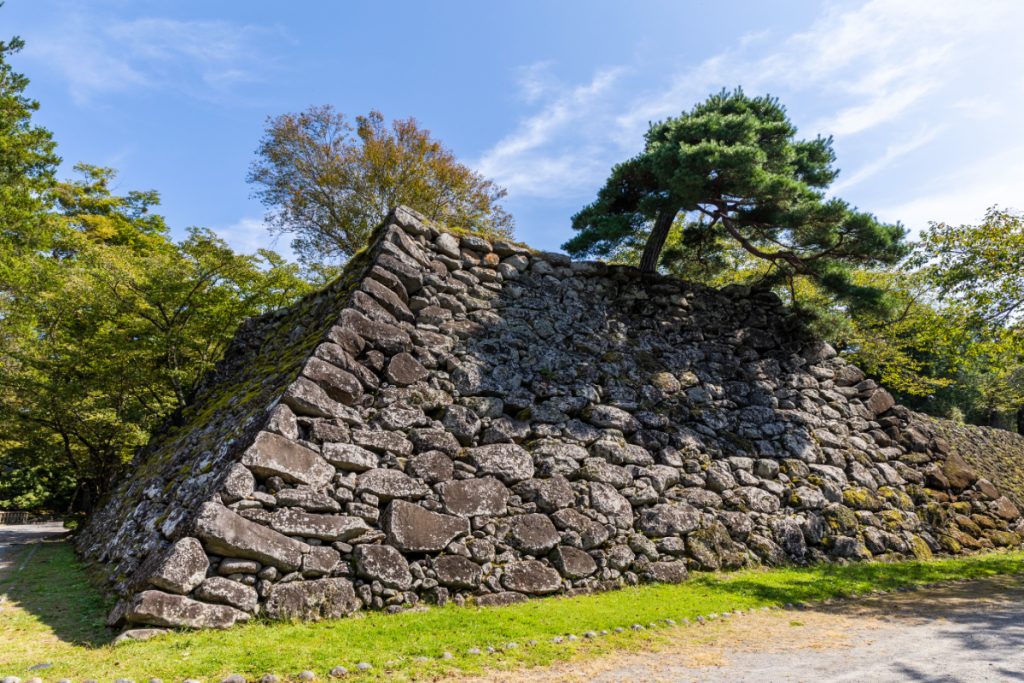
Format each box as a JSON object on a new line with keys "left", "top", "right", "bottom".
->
{"left": 5, "top": 0, "right": 1024, "bottom": 256}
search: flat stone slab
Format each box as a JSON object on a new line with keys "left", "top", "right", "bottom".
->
{"left": 382, "top": 500, "right": 469, "bottom": 553}
{"left": 501, "top": 560, "right": 562, "bottom": 594}
{"left": 268, "top": 509, "right": 369, "bottom": 542}
{"left": 241, "top": 431, "right": 334, "bottom": 487}
{"left": 125, "top": 590, "right": 249, "bottom": 629}
{"left": 193, "top": 502, "right": 308, "bottom": 571}
{"left": 438, "top": 477, "right": 510, "bottom": 517}
{"left": 194, "top": 577, "right": 259, "bottom": 613}
{"left": 322, "top": 443, "right": 379, "bottom": 472}
{"left": 466, "top": 444, "right": 535, "bottom": 484}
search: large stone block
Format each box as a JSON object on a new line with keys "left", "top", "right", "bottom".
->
{"left": 644, "top": 561, "right": 689, "bottom": 584}
{"left": 148, "top": 537, "right": 208, "bottom": 595}
{"left": 407, "top": 451, "right": 454, "bottom": 483}
{"left": 220, "top": 463, "right": 256, "bottom": 504}
{"left": 274, "top": 487, "right": 342, "bottom": 512}
{"left": 194, "top": 577, "right": 259, "bottom": 613}
{"left": 576, "top": 459, "right": 632, "bottom": 489}
{"left": 264, "top": 578, "right": 359, "bottom": 621}
{"left": 942, "top": 452, "right": 979, "bottom": 491}
{"left": 268, "top": 509, "right": 369, "bottom": 541}
{"left": 301, "top": 357, "right": 363, "bottom": 406}
{"left": 993, "top": 496, "right": 1021, "bottom": 520}
{"left": 125, "top": 590, "right": 249, "bottom": 629}
{"left": 361, "top": 277, "right": 414, "bottom": 323}
{"left": 864, "top": 388, "right": 896, "bottom": 416}
{"left": 384, "top": 352, "right": 428, "bottom": 386}
{"left": 550, "top": 546, "right": 597, "bottom": 579}
{"left": 442, "top": 404, "right": 481, "bottom": 445}
{"left": 588, "top": 482, "right": 633, "bottom": 527}
{"left": 583, "top": 404, "right": 640, "bottom": 433}
{"left": 433, "top": 555, "right": 482, "bottom": 589}
{"left": 637, "top": 503, "right": 700, "bottom": 538}
{"left": 354, "top": 545, "right": 412, "bottom": 590}
{"left": 382, "top": 500, "right": 469, "bottom": 553}
{"left": 500, "top": 560, "right": 561, "bottom": 594}
{"left": 506, "top": 514, "right": 560, "bottom": 555}
{"left": 240, "top": 431, "right": 334, "bottom": 488}
{"left": 283, "top": 377, "right": 361, "bottom": 422}
{"left": 466, "top": 444, "right": 534, "bottom": 484}
{"left": 322, "top": 443, "right": 379, "bottom": 472}
{"left": 355, "top": 469, "right": 429, "bottom": 500}
{"left": 193, "top": 502, "right": 308, "bottom": 571}
{"left": 513, "top": 476, "right": 574, "bottom": 512}
{"left": 438, "top": 477, "right": 510, "bottom": 517}
{"left": 737, "top": 486, "right": 781, "bottom": 514}
{"left": 337, "top": 308, "right": 411, "bottom": 355}
{"left": 302, "top": 545, "right": 342, "bottom": 576}
{"left": 352, "top": 429, "right": 414, "bottom": 455}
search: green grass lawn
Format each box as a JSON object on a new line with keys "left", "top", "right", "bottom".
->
{"left": 2, "top": 542, "right": 1023, "bottom": 681}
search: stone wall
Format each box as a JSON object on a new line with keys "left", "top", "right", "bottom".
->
{"left": 78, "top": 206, "right": 1024, "bottom": 630}
{"left": 918, "top": 415, "right": 1024, "bottom": 509}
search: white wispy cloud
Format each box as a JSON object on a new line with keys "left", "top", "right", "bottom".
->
{"left": 25, "top": 12, "right": 281, "bottom": 104}
{"left": 477, "top": 65, "right": 625, "bottom": 198}
{"left": 876, "top": 145, "right": 1024, "bottom": 233}
{"left": 217, "top": 217, "right": 294, "bottom": 259}
{"left": 480, "top": 0, "right": 1024, "bottom": 232}
{"left": 830, "top": 125, "right": 944, "bottom": 194}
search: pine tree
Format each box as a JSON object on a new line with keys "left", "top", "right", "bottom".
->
{"left": 564, "top": 89, "right": 907, "bottom": 310}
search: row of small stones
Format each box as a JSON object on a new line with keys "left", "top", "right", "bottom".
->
{"left": 0, "top": 580, "right": 966, "bottom": 683}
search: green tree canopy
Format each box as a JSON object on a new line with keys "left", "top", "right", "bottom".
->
{"left": 248, "top": 107, "right": 514, "bottom": 273}
{"left": 0, "top": 29, "right": 313, "bottom": 512}
{"left": 912, "top": 207, "right": 1024, "bottom": 325}
{"left": 0, "top": 32, "right": 58, "bottom": 255}
{"left": 0, "top": 166, "right": 313, "bottom": 512}
{"left": 564, "top": 89, "right": 908, "bottom": 310}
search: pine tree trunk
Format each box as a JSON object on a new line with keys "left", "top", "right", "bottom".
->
{"left": 639, "top": 210, "right": 676, "bottom": 274}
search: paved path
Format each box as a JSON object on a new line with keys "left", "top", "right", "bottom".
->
{"left": 0, "top": 522, "right": 68, "bottom": 576}
{"left": 473, "top": 574, "right": 1024, "bottom": 683}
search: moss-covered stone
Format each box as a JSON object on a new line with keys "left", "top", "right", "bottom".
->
{"left": 937, "top": 534, "right": 962, "bottom": 554}
{"left": 879, "top": 509, "right": 907, "bottom": 532}
{"left": 823, "top": 504, "right": 859, "bottom": 536}
{"left": 877, "top": 486, "right": 914, "bottom": 511}
{"left": 909, "top": 535, "right": 933, "bottom": 560}
{"left": 986, "top": 530, "right": 1021, "bottom": 547}
{"left": 843, "top": 487, "right": 883, "bottom": 511}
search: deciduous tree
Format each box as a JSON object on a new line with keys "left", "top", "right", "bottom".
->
{"left": 912, "top": 207, "right": 1024, "bottom": 325}
{"left": 248, "top": 107, "right": 513, "bottom": 271}
{"left": 0, "top": 166, "right": 313, "bottom": 512}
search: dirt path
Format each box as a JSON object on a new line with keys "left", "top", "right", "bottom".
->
{"left": 0, "top": 522, "right": 68, "bottom": 577}
{"left": 467, "top": 574, "right": 1024, "bottom": 683}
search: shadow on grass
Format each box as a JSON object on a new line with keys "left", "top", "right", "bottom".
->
{"left": 691, "top": 553, "right": 1024, "bottom": 605}
{"left": 0, "top": 541, "right": 114, "bottom": 647}
{"left": 700, "top": 554, "right": 1024, "bottom": 683}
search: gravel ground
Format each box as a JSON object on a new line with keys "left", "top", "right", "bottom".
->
{"left": 468, "top": 574, "right": 1024, "bottom": 683}
{"left": 0, "top": 522, "right": 69, "bottom": 576}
